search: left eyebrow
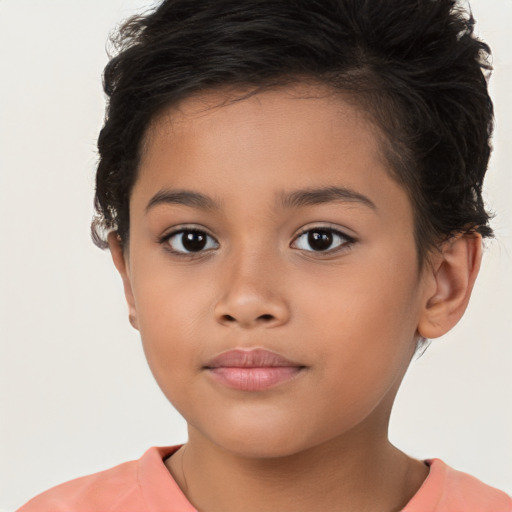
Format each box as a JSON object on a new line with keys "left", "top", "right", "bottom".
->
{"left": 278, "top": 186, "right": 377, "bottom": 211}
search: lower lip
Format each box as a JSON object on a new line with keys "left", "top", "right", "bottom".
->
{"left": 207, "top": 367, "right": 303, "bottom": 391}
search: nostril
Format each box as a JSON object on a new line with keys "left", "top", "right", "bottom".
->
{"left": 221, "top": 313, "right": 274, "bottom": 323}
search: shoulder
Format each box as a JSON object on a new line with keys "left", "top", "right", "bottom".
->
{"left": 17, "top": 458, "right": 141, "bottom": 512}
{"left": 17, "top": 446, "right": 183, "bottom": 512}
{"left": 404, "top": 458, "right": 512, "bottom": 512}
{"left": 439, "top": 461, "right": 512, "bottom": 510}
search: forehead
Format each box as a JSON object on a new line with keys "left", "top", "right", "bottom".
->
{"left": 142, "top": 83, "right": 383, "bottom": 163}
{"left": 133, "top": 84, "right": 410, "bottom": 224}
{"left": 140, "top": 85, "right": 385, "bottom": 178}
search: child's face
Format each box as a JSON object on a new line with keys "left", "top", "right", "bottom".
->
{"left": 117, "top": 85, "right": 434, "bottom": 457}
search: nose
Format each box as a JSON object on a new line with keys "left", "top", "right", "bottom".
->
{"left": 213, "top": 250, "right": 291, "bottom": 330}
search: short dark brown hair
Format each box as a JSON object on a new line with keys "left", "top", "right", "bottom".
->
{"left": 92, "top": 0, "right": 494, "bottom": 264}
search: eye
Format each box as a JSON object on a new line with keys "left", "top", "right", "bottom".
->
{"left": 160, "top": 228, "right": 219, "bottom": 256}
{"left": 292, "top": 227, "right": 355, "bottom": 254}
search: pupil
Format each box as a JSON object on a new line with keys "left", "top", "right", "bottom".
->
{"left": 308, "top": 230, "right": 333, "bottom": 251}
{"left": 183, "top": 231, "right": 207, "bottom": 252}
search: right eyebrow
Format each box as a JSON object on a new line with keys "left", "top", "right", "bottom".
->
{"left": 145, "top": 189, "right": 222, "bottom": 213}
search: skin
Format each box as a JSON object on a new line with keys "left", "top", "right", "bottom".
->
{"left": 109, "top": 84, "right": 482, "bottom": 512}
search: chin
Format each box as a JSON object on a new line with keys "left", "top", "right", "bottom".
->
{"left": 201, "top": 420, "right": 322, "bottom": 460}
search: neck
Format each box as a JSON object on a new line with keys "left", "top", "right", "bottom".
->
{"left": 166, "top": 427, "right": 429, "bottom": 512}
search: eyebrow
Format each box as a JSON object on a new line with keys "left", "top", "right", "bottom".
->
{"left": 145, "top": 185, "right": 377, "bottom": 213}
{"left": 279, "top": 186, "right": 376, "bottom": 211}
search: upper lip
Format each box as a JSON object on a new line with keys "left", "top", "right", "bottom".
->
{"left": 204, "top": 348, "right": 304, "bottom": 368}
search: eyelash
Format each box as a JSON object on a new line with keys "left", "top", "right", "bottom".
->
{"left": 158, "top": 225, "right": 356, "bottom": 258}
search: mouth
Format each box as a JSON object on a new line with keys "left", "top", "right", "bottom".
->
{"left": 204, "top": 348, "right": 306, "bottom": 391}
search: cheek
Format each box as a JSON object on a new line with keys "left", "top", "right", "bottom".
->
{"left": 133, "top": 255, "right": 209, "bottom": 329}
{"left": 131, "top": 270, "right": 208, "bottom": 380}
{"left": 299, "top": 255, "right": 421, "bottom": 381}
{"left": 302, "top": 252, "right": 419, "bottom": 334}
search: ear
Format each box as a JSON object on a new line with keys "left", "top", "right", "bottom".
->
{"left": 107, "top": 231, "right": 139, "bottom": 330}
{"left": 418, "top": 233, "right": 482, "bottom": 339}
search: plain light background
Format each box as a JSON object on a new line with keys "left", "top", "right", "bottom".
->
{"left": 0, "top": 1, "right": 511, "bottom": 510}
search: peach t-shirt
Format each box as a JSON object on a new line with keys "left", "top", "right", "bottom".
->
{"left": 18, "top": 446, "right": 511, "bottom": 512}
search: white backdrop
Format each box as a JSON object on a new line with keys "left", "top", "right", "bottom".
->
{"left": 0, "top": 1, "right": 510, "bottom": 510}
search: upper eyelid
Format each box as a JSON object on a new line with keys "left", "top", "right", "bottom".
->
{"left": 160, "top": 224, "right": 215, "bottom": 240}
{"left": 293, "top": 224, "right": 352, "bottom": 238}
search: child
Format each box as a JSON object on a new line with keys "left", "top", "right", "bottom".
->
{"left": 17, "top": 0, "right": 511, "bottom": 510}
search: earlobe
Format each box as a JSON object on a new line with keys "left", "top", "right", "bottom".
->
{"left": 418, "top": 233, "right": 482, "bottom": 339}
{"left": 107, "top": 231, "right": 139, "bottom": 331}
